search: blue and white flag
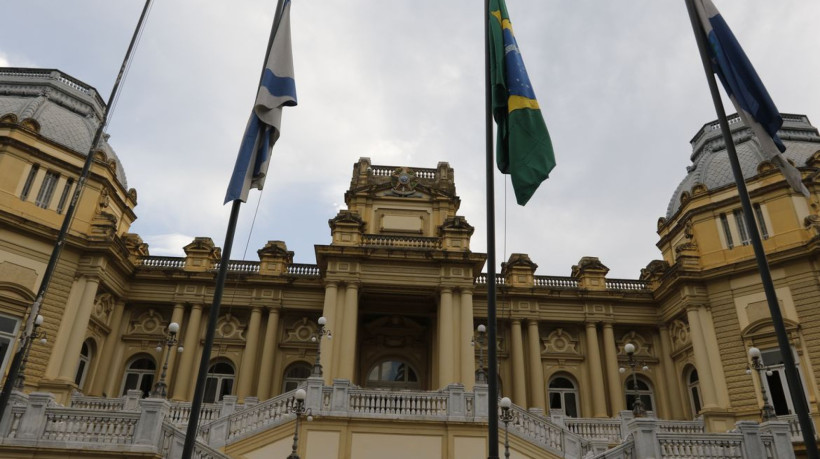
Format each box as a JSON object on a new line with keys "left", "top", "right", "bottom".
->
{"left": 694, "top": 0, "right": 809, "bottom": 197}
{"left": 225, "top": 0, "right": 297, "bottom": 203}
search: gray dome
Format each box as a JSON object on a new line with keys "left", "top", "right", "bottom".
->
{"left": 0, "top": 68, "right": 127, "bottom": 188}
{"left": 666, "top": 114, "right": 820, "bottom": 219}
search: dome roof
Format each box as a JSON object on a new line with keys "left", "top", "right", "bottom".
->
{"left": 666, "top": 114, "right": 820, "bottom": 219}
{"left": 0, "top": 68, "right": 128, "bottom": 188}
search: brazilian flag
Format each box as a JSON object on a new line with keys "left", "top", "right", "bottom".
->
{"left": 489, "top": 0, "right": 555, "bottom": 206}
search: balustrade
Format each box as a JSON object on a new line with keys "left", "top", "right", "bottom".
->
{"left": 657, "top": 433, "right": 744, "bottom": 459}
{"left": 361, "top": 234, "right": 441, "bottom": 249}
{"left": 348, "top": 390, "right": 448, "bottom": 417}
{"left": 42, "top": 410, "right": 140, "bottom": 444}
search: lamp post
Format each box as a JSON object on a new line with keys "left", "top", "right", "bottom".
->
{"left": 288, "top": 388, "right": 312, "bottom": 459}
{"left": 310, "top": 316, "right": 331, "bottom": 377}
{"left": 499, "top": 396, "right": 513, "bottom": 459}
{"left": 619, "top": 342, "right": 647, "bottom": 417}
{"left": 747, "top": 346, "right": 777, "bottom": 421}
{"left": 150, "top": 322, "right": 182, "bottom": 398}
{"left": 15, "top": 315, "right": 46, "bottom": 390}
{"left": 472, "top": 324, "right": 487, "bottom": 383}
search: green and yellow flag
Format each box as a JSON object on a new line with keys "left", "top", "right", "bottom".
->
{"left": 489, "top": 0, "right": 555, "bottom": 205}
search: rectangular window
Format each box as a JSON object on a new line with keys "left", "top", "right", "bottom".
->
{"left": 0, "top": 314, "right": 21, "bottom": 378}
{"left": 35, "top": 171, "right": 59, "bottom": 208}
{"left": 56, "top": 178, "right": 74, "bottom": 214}
{"left": 720, "top": 213, "right": 734, "bottom": 249}
{"left": 733, "top": 209, "right": 750, "bottom": 246}
{"left": 20, "top": 164, "right": 39, "bottom": 201}
{"left": 753, "top": 204, "right": 769, "bottom": 239}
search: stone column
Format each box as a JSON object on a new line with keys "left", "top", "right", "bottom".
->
{"left": 602, "top": 323, "right": 624, "bottom": 413}
{"left": 698, "top": 306, "right": 730, "bottom": 407}
{"left": 57, "top": 276, "right": 100, "bottom": 381}
{"left": 165, "top": 303, "right": 185, "bottom": 398}
{"left": 257, "top": 308, "right": 280, "bottom": 399}
{"left": 460, "top": 289, "right": 476, "bottom": 391}
{"left": 585, "top": 322, "right": 608, "bottom": 417}
{"left": 526, "top": 319, "right": 546, "bottom": 410}
{"left": 177, "top": 304, "right": 203, "bottom": 400}
{"left": 89, "top": 300, "right": 125, "bottom": 395}
{"left": 339, "top": 283, "right": 359, "bottom": 381}
{"left": 237, "top": 307, "right": 262, "bottom": 401}
{"left": 686, "top": 306, "right": 719, "bottom": 409}
{"left": 320, "top": 282, "right": 339, "bottom": 385}
{"left": 510, "top": 319, "right": 527, "bottom": 407}
{"left": 44, "top": 276, "right": 86, "bottom": 379}
{"left": 438, "top": 287, "right": 455, "bottom": 387}
{"left": 658, "top": 325, "right": 685, "bottom": 418}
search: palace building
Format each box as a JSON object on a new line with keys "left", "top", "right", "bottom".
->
{"left": 0, "top": 67, "right": 818, "bottom": 458}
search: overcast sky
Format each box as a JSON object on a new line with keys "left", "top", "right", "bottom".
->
{"left": 1, "top": 1, "right": 818, "bottom": 279}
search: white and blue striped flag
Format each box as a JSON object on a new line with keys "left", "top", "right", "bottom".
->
{"left": 694, "top": 0, "right": 809, "bottom": 197}
{"left": 225, "top": 0, "right": 297, "bottom": 203}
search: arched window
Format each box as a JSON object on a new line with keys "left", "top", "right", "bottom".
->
{"left": 686, "top": 367, "right": 703, "bottom": 417}
{"left": 366, "top": 359, "right": 420, "bottom": 390}
{"left": 74, "top": 340, "right": 93, "bottom": 390}
{"left": 204, "top": 361, "right": 235, "bottom": 403}
{"left": 548, "top": 376, "right": 579, "bottom": 418}
{"left": 121, "top": 356, "right": 156, "bottom": 397}
{"left": 625, "top": 376, "right": 655, "bottom": 413}
{"left": 282, "top": 362, "right": 312, "bottom": 393}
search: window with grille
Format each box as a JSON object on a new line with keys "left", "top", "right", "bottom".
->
{"left": 35, "top": 171, "right": 59, "bottom": 208}
{"left": 20, "top": 164, "right": 39, "bottom": 201}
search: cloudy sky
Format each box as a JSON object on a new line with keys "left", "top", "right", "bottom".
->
{"left": 1, "top": 1, "right": 818, "bottom": 279}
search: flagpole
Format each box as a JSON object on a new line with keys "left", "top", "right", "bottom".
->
{"left": 685, "top": 1, "right": 818, "bottom": 454}
{"left": 0, "top": 0, "right": 153, "bottom": 425}
{"left": 180, "top": 2, "right": 286, "bottom": 457}
{"left": 484, "top": 0, "right": 500, "bottom": 457}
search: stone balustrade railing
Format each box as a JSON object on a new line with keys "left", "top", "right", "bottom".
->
{"left": 504, "top": 405, "right": 589, "bottom": 457}
{"left": 604, "top": 279, "right": 648, "bottom": 290}
{"left": 348, "top": 388, "right": 449, "bottom": 417}
{"left": 0, "top": 391, "right": 228, "bottom": 458}
{"left": 138, "top": 256, "right": 186, "bottom": 269}
{"left": 657, "top": 433, "right": 745, "bottom": 458}
{"left": 361, "top": 234, "right": 441, "bottom": 249}
{"left": 287, "top": 263, "right": 320, "bottom": 276}
{"left": 592, "top": 436, "right": 635, "bottom": 459}
{"left": 565, "top": 417, "right": 622, "bottom": 444}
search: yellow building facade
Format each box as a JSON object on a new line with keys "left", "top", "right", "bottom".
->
{"left": 0, "top": 68, "right": 817, "bottom": 457}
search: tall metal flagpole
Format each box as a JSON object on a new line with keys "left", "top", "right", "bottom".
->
{"left": 0, "top": 0, "right": 153, "bottom": 425}
{"left": 180, "top": 1, "right": 286, "bottom": 457}
{"left": 684, "top": 1, "right": 818, "bottom": 455}
{"left": 484, "top": 0, "right": 500, "bottom": 457}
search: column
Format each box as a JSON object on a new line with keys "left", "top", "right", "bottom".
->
{"left": 585, "top": 322, "right": 607, "bottom": 417}
{"left": 438, "top": 288, "right": 455, "bottom": 387}
{"left": 57, "top": 276, "right": 100, "bottom": 381}
{"left": 177, "top": 304, "right": 203, "bottom": 400}
{"left": 165, "top": 304, "right": 185, "bottom": 398}
{"left": 320, "top": 282, "right": 339, "bottom": 385}
{"left": 527, "top": 319, "right": 546, "bottom": 410}
{"left": 89, "top": 300, "right": 125, "bottom": 395}
{"left": 658, "top": 326, "right": 685, "bottom": 418}
{"left": 602, "top": 323, "right": 624, "bottom": 413}
{"left": 686, "top": 306, "right": 719, "bottom": 409}
{"left": 257, "top": 308, "right": 280, "bottom": 399}
{"left": 460, "top": 289, "right": 476, "bottom": 390}
{"left": 44, "top": 276, "right": 87, "bottom": 379}
{"left": 339, "top": 283, "right": 359, "bottom": 381}
{"left": 510, "top": 319, "right": 527, "bottom": 407}
{"left": 237, "top": 307, "right": 262, "bottom": 401}
{"left": 699, "top": 307, "right": 730, "bottom": 407}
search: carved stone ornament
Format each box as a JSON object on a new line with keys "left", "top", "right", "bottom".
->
{"left": 390, "top": 167, "right": 420, "bottom": 196}
{"left": 328, "top": 210, "right": 365, "bottom": 230}
{"left": 282, "top": 317, "right": 319, "bottom": 343}
{"left": 438, "top": 216, "right": 475, "bottom": 235}
{"left": 92, "top": 292, "right": 115, "bottom": 325}
{"left": 618, "top": 331, "right": 653, "bottom": 357}
{"left": 669, "top": 319, "right": 691, "bottom": 351}
{"left": 571, "top": 256, "right": 609, "bottom": 278}
{"left": 216, "top": 314, "right": 245, "bottom": 340}
{"left": 128, "top": 309, "right": 166, "bottom": 335}
{"left": 543, "top": 328, "right": 580, "bottom": 355}
{"left": 639, "top": 259, "right": 669, "bottom": 281}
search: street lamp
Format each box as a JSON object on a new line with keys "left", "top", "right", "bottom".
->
{"left": 471, "top": 324, "right": 487, "bottom": 383}
{"left": 15, "top": 315, "right": 47, "bottom": 390}
{"left": 288, "top": 388, "right": 312, "bottom": 459}
{"left": 150, "top": 322, "right": 182, "bottom": 398}
{"left": 747, "top": 346, "right": 776, "bottom": 421}
{"left": 619, "top": 342, "right": 647, "bottom": 417}
{"left": 310, "top": 316, "right": 331, "bottom": 377}
{"left": 499, "top": 396, "right": 514, "bottom": 459}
